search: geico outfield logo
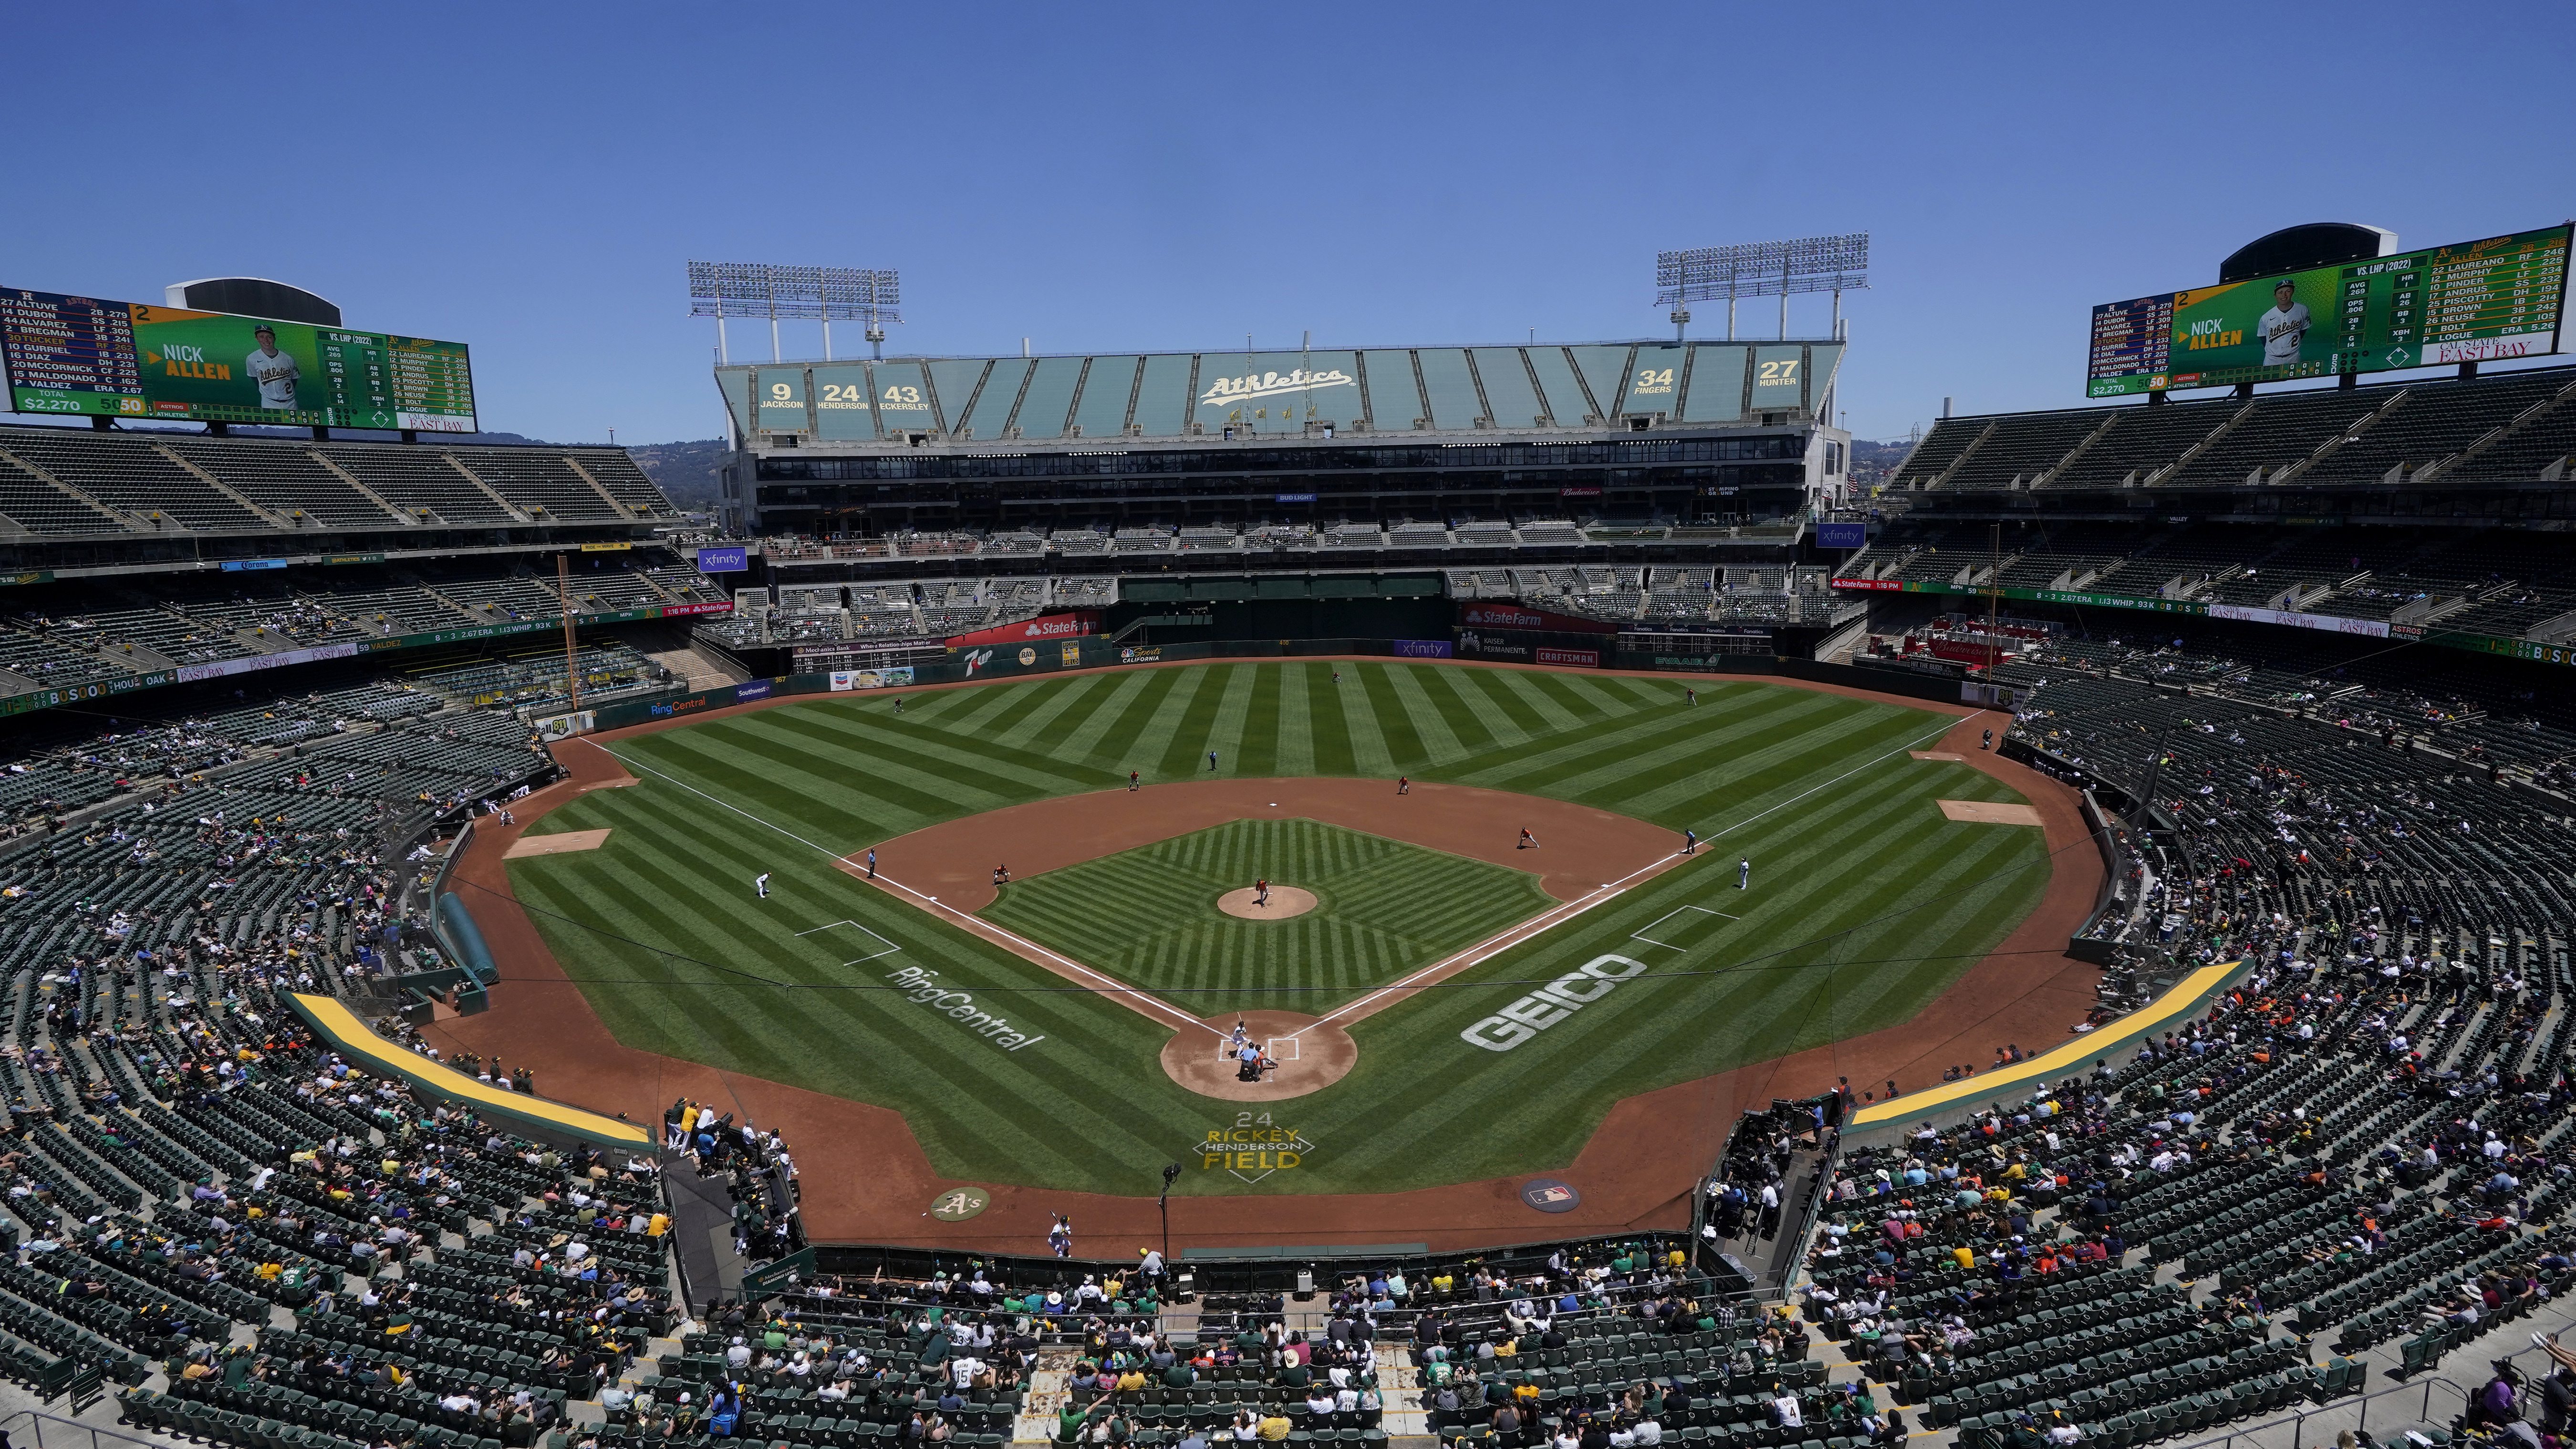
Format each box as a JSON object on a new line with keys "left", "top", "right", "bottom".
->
{"left": 883, "top": 966, "right": 1044, "bottom": 1050}
{"left": 1460, "top": 954, "right": 1649, "bottom": 1051}
{"left": 1198, "top": 368, "right": 1355, "bottom": 406}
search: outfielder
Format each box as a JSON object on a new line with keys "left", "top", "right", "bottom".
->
{"left": 754, "top": 872, "right": 770, "bottom": 899}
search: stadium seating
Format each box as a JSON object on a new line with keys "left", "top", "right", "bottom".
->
{"left": 1892, "top": 364, "right": 2576, "bottom": 494}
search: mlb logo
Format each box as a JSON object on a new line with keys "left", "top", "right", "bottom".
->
{"left": 1530, "top": 1186, "right": 1573, "bottom": 1204}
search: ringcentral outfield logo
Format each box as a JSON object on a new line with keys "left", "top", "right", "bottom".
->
{"left": 1198, "top": 367, "right": 1355, "bottom": 406}
{"left": 1460, "top": 953, "right": 1649, "bottom": 1051}
{"left": 883, "top": 966, "right": 1045, "bottom": 1050}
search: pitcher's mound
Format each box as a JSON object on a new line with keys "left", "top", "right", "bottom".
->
{"left": 1161, "top": 1010, "right": 1357, "bottom": 1101}
{"left": 1217, "top": 885, "right": 1318, "bottom": 919}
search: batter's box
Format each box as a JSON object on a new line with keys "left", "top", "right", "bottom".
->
{"left": 794, "top": 919, "right": 903, "bottom": 966}
{"left": 1633, "top": 904, "right": 1738, "bottom": 952}
{"left": 1210, "top": 1035, "right": 1300, "bottom": 1061}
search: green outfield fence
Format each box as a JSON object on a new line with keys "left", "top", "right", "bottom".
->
{"left": 546, "top": 635, "right": 2013, "bottom": 738}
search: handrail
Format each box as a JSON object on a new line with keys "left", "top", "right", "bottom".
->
{"left": 2164, "top": 1374, "right": 2472, "bottom": 1449}
{"left": 0, "top": 1408, "right": 163, "bottom": 1449}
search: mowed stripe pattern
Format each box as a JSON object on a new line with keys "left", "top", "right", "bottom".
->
{"left": 978, "top": 818, "right": 1556, "bottom": 1015}
{"left": 507, "top": 662, "right": 2047, "bottom": 1196}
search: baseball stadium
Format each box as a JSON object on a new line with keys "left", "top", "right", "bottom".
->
{"left": 2, "top": 215, "right": 2575, "bottom": 1449}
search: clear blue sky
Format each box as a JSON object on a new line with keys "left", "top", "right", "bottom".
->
{"left": 8, "top": 1, "right": 2571, "bottom": 445}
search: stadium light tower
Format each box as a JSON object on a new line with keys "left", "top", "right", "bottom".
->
{"left": 688, "top": 261, "right": 903, "bottom": 363}
{"left": 1656, "top": 234, "right": 1869, "bottom": 342}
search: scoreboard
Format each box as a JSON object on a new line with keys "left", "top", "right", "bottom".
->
{"left": 2088, "top": 224, "right": 2569, "bottom": 397}
{"left": 0, "top": 287, "right": 477, "bottom": 431}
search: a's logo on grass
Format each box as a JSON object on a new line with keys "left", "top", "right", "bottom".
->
{"left": 883, "top": 966, "right": 1044, "bottom": 1051}
{"left": 929, "top": 1186, "right": 990, "bottom": 1221}
{"left": 1200, "top": 1110, "right": 1312, "bottom": 1184}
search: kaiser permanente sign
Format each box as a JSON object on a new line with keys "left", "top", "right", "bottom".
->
{"left": 0, "top": 599, "right": 736, "bottom": 719}
{"left": 1830, "top": 576, "right": 2576, "bottom": 668}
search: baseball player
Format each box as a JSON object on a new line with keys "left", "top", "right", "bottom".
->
{"left": 244, "top": 324, "right": 301, "bottom": 410}
{"left": 754, "top": 872, "right": 770, "bottom": 899}
{"left": 1518, "top": 828, "right": 1537, "bottom": 850}
{"left": 1685, "top": 687, "right": 1697, "bottom": 706}
{"left": 2258, "top": 280, "right": 2312, "bottom": 367}
{"left": 1397, "top": 776, "right": 1410, "bottom": 795}
{"left": 1738, "top": 858, "right": 1751, "bottom": 890}
{"left": 1129, "top": 771, "right": 1140, "bottom": 792}
{"left": 1207, "top": 750, "right": 1219, "bottom": 772}
{"left": 1255, "top": 877, "right": 1270, "bottom": 907}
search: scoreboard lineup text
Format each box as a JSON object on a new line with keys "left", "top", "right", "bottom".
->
{"left": 2087, "top": 225, "right": 2568, "bottom": 397}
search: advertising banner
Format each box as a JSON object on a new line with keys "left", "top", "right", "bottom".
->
{"left": 733, "top": 680, "right": 774, "bottom": 702}
{"left": 659, "top": 600, "right": 736, "bottom": 617}
{"left": 696, "top": 546, "right": 748, "bottom": 572}
{"left": 944, "top": 611, "right": 1101, "bottom": 648}
{"left": 1816, "top": 522, "right": 1868, "bottom": 549}
{"left": 829, "top": 667, "right": 914, "bottom": 691}
{"left": 533, "top": 710, "right": 595, "bottom": 742}
{"left": 221, "top": 559, "right": 288, "bottom": 572}
{"left": 177, "top": 640, "right": 360, "bottom": 683}
{"left": 1456, "top": 601, "right": 1619, "bottom": 635}
{"left": 2204, "top": 603, "right": 2389, "bottom": 637}
{"left": 580, "top": 541, "right": 632, "bottom": 553}
{"left": 1119, "top": 645, "right": 1163, "bottom": 663}
{"left": 0, "top": 570, "right": 53, "bottom": 586}
{"left": 1535, "top": 646, "right": 1601, "bottom": 667}
{"left": 1392, "top": 639, "right": 1454, "bottom": 658}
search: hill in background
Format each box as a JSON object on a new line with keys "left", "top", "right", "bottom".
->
{"left": 625, "top": 439, "right": 725, "bottom": 513}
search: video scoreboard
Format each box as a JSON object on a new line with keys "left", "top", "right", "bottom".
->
{"left": 2088, "top": 224, "right": 2569, "bottom": 397}
{"left": 0, "top": 287, "right": 477, "bottom": 431}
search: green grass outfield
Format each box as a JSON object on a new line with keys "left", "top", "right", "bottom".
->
{"left": 979, "top": 818, "right": 1558, "bottom": 1016}
{"left": 505, "top": 662, "right": 2049, "bottom": 1197}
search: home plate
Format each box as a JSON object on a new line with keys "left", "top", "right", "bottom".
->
{"left": 1939, "top": 799, "right": 2044, "bottom": 826}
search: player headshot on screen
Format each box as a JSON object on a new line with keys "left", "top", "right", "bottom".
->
{"left": 2258, "top": 281, "right": 2312, "bottom": 367}
{"left": 245, "top": 324, "right": 301, "bottom": 410}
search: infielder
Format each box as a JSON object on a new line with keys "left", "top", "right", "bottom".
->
{"left": 754, "top": 872, "right": 770, "bottom": 899}
{"left": 1738, "top": 858, "right": 1751, "bottom": 889}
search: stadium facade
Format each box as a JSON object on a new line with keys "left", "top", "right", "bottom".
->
{"left": 712, "top": 338, "right": 1851, "bottom": 536}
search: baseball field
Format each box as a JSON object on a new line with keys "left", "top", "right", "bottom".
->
{"left": 498, "top": 660, "right": 2052, "bottom": 1200}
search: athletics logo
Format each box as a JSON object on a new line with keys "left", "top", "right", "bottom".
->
{"left": 1198, "top": 367, "right": 1355, "bottom": 407}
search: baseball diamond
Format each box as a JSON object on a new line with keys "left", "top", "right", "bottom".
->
{"left": 481, "top": 658, "right": 2055, "bottom": 1208}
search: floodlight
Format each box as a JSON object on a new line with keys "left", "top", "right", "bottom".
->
{"left": 1655, "top": 234, "right": 1869, "bottom": 340}
{"left": 688, "top": 261, "right": 904, "bottom": 362}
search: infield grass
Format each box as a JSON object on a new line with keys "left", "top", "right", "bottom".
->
{"left": 505, "top": 662, "right": 2049, "bottom": 1196}
{"left": 979, "top": 817, "right": 1556, "bottom": 1016}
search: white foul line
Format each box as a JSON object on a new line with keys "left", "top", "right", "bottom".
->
{"left": 592, "top": 743, "right": 1222, "bottom": 1036}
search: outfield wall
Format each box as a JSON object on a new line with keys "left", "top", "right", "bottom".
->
{"left": 548, "top": 637, "right": 2011, "bottom": 739}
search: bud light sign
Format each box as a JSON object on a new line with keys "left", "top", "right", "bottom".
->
{"left": 696, "top": 546, "right": 748, "bottom": 572}
{"left": 1816, "top": 522, "right": 1867, "bottom": 549}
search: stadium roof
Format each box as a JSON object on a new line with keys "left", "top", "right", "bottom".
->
{"left": 717, "top": 338, "right": 1843, "bottom": 449}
